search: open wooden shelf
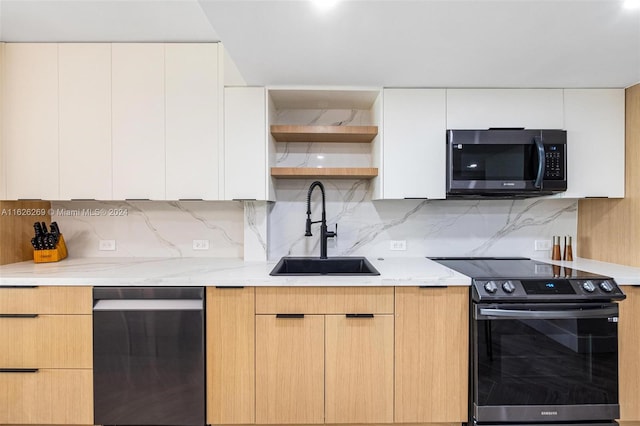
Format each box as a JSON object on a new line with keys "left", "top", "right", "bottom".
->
{"left": 271, "top": 167, "right": 378, "bottom": 179}
{"left": 270, "top": 125, "right": 378, "bottom": 143}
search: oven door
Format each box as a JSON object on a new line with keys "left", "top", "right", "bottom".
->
{"left": 472, "top": 302, "right": 620, "bottom": 424}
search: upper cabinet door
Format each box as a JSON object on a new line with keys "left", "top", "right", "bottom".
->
{"left": 382, "top": 89, "right": 446, "bottom": 199}
{"left": 563, "top": 89, "right": 625, "bottom": 198}
{"left": 0, "top": 42, "right": 5, "bottom": 200}
{"left": 165, "top": 43, "right": 221, "bottom": 200}
{"left": 224, "top": 87, "right": 268, "bottom": 201}
{"left": 112, "top": 44, "right": 165, "bottom": 200}
{"left": 3, "top": 44, "right": 59, "bottom": 200}
{"left": 58, "top": 44, "right": 112, "bottom": 200}
{"left": 446, "top": 89, "right": 564, "bottom": 129}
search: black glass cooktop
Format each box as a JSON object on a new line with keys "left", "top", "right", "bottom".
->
{"left": 429, "top": 257, "right": 608, "bottom": 280}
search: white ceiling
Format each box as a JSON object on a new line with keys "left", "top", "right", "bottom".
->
{"left": 1, "top": 0, "right": 639, "bottom": 88}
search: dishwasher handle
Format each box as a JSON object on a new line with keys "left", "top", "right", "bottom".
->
{"left": 93, "top": 299, "right": 203, "bottom": 311}
{"left": 93, "top": 286, "right": 204, "bottom": 300}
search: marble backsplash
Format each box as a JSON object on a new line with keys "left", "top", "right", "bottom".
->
{"left": 50, "top": 201, "right": 244, "bottom": 258}
{"left": 268, "top": 180, "right": 578, "bottom": 260}
{"left": 50, "top": 186, "right": 577, "bottom": 261}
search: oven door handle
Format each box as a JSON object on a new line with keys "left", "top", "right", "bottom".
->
{"left": 477, "top": 306, "right": 619, "bottom": 320}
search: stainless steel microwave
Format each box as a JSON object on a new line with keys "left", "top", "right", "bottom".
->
{"left": 446, "top": 129, "right": 567, "bottom": 198}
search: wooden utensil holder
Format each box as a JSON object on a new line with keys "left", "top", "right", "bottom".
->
{"left": 33, "top": 234, "right": 68, "bottom": 263}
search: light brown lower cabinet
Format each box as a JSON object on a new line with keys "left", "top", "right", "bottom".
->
{"left": 619, "top": 285, "right": 640, "bottom": 422}
{"left": 0, "top": 286, "right": 94, "bottom": 425}
{"left": 206, "top": 287, "right": 256, "bottom": 424}
{"left": 0, "top": 368, "right": 93, "bottom": 425}
{"left": 395, "top": 286, "right": 469, "bottom": 423}
{"left": 256, "top": 314, "right": 325, "bottom": 424}
{"left": 0, "top": 314, "right": 92, "bottom": 368}
{"left": 325, "top": 314, "right": 394, "bottom": 424}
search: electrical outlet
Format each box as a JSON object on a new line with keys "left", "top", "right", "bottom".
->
{"left": 534, "top": 240, "right": 552, "bottom": 251}
{"left": 193, "top": 239, "right": 210, "bottom": 250}
{"left": 390, "top": 240, "right": 407, "bottom": 251}
{"left": 99, "top": 240, "right": 116, "bottom": 251}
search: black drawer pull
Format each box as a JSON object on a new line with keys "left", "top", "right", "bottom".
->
{"left": 0, "top": 369, "right": 39, "bottom": 373}
{"left": 276, "top": 314, "right": 305, "bottom": 319}
{"left": 0, "top": 314, "right": 38, "bottom": 318}
{"left": 215, "top": 286, "right": 245, "bottom": 289}
{"left": 346, "top": 314, "right": 374, "bottom": 318}
{"left": 0, "top": 286, "right": 38, "bottom": 289}
{"left": 418, "top": 285, "right": 449, "bottom": 289}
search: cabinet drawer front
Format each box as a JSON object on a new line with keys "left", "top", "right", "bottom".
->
{"left": 0, "top": 286, "right": 92, "bottom": 314}
{"left": 0, "top": 314, "right": 92, "bottom": 368}
{"left": 0, "top": 368, "right": 93, "bottom": 425}
{"left": 255, "top": 287, "right": 394, "bottom": 314}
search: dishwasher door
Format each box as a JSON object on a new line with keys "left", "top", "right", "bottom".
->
{"left": 93, "top": 287, "right": 205, "bottom": 426}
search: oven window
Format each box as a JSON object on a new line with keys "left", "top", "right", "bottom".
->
{"left": 475, "top": 315, "right": 618, "bottom": 406}
{"left": 451, "top": 144, "right": 537, "bottom": 181}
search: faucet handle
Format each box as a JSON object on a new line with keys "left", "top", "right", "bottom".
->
{"left": 327, "top": 223, "right": 338, "bottom": 238}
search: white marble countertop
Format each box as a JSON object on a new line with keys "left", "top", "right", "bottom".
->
{"left": 1, "top": 256, "right": 638, "bottom": 287}
{"left": 532, "top": 257, "right": 640, "bottom": 285}
{"left": 0, "top": 256, "right": 471, "bottom": 287}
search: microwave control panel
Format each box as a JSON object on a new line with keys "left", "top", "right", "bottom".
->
{"left": 544, "top": 144, "right": 565, "bottom": 179}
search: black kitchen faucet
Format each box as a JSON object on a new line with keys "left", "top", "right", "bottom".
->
{"left": 305, "top": 181, "right": 337, "bottom": 259}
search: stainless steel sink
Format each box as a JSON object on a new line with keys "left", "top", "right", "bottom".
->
{"left": 269, "top": 257, "right": 380, "bottom": 276}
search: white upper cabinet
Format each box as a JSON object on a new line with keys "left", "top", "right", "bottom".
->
{"left": 562, "top": 89, "right": 625, "bottom": 198}
{"left": 446, "top": 89, "right": 564, "bottom": 129}
{"left": 3, "top": 44, "right": 59, "bottom": 200}
{"left": 112, "top": 44, "right": 166, "bottom": 200}
{"left": 165, "top": 43, "right": 221, "bottom": 200}
{"left": 224, "top": 87, "right": 269, "bottom": 200}
{"left": 382, "top": 89, "right": 446, "bottom": 199}
{"left": 58, "top": 44, "right": 112, "bottom": 200}
{"left": 0, "top": 42, "right": 5, "bottom": 200}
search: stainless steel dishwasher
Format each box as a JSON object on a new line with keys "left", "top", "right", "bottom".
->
{"left": 93, "top": 287, "right": 205, "bottom": 426}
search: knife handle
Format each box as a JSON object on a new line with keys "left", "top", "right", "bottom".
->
{"left": 34, "top": 222, "right": 42, "bottom": 237}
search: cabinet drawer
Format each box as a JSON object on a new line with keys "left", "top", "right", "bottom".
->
{"left": 0, "top": 368, "right": 93, "bottom": 424}
{"left": 0, "top": 314, "right": 92, "bottom": 368}
{"left": 0, "top": 286, "right": 92, "bottom": 314}
{"left": 255, "top": 287, "right": 393, "bottom": 314}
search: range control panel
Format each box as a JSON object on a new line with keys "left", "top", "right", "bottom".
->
{"left": 472, "top": 278, "right": 625, "bottom": 302}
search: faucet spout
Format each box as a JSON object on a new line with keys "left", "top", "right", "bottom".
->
{"left": 305, "top": 181, "right": 336, "bottom": 259}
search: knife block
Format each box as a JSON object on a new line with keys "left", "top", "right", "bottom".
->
{"left": 33, "top": 234, "right": 68, "bottom": 263}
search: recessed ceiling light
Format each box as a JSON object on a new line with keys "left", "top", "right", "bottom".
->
{"left": 624, "top": 0, "right": 640, "bottom": 9}
{"left": 312, "top": 0, "right": 339, "bottom": 10}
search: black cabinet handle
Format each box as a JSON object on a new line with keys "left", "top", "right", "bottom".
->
{"left": 0, "top": 286, "right": 38, "bottom": 289}
{"left": 0, "top": 314, "right": 38, "bottom": 318}
{"left": 276, "top": 314, "right": 305, "bottom": 319}
{"left": 0, "top": 369, "right": 39, "bottom": 373}
{"left": 215, "top": 286, "right": 245, "bottom": 289}
{"left": 418, "top": 285, "right": 449, "bottom": 289}
{"left": 346, "top": 314, "right": 374, "bottom": 318}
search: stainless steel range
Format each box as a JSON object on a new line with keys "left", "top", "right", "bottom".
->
{"left": 430, "top": 257, "right": 625, "bottom": 426}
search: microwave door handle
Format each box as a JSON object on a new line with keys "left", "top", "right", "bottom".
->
{"left": 533, "top": 136, "right": 545, "bottom": 189}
